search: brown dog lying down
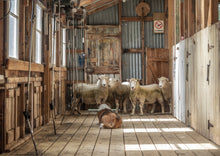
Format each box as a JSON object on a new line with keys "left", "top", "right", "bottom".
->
{"left": 97, "top": 104, "right": 122, "bottom": 129}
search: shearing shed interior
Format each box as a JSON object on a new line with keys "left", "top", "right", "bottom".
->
{"left": 0, "top": 0, "right": 220, "bottom": 155}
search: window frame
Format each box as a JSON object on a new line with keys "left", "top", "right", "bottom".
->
{"left": 51, "top": 17, "right": 57, "bottom": 65}
{"left": 7, "top": 0, "right": 20, "bottom": 59}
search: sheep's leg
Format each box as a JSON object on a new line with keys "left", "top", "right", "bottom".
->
{"left": 115, "top": 99, "right": 119, "bottom": 113}
{"left": 130, "top": 99, "right": 136, "bottom": 115}
{"left": 151, "top": 104, "right": 156, "bottom": 114}
{"left": 168, "top": 100, "right": 172, "bottom": 113}
{"left": 123, "top": 98, "right": 128, "bottom": 113}
{"left": 158, "top": 98, "right": 165, "bottom": 114}
{"left": 139, "top": 100, "right": 145, "bottom": 116}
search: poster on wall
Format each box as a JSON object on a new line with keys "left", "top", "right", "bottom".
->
{"left": 153, "top": 13, "right": 165, "bottom": 33}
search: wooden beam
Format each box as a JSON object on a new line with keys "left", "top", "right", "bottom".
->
{"left": 6, "top": 59, "right": 44, "bottom": 72}
{"left": 121, "top": 17, "right": 153, "bottom": 22}
{"left": 87, "top": 0, "right": 118, "bottom": 15}
{"left": 188, "top": 0, "right": 195, "bottom": 37}
{"left": 0, "top": 1, "right": 3, "bottom": 75}
{"left": 201, "top": 0, "right": 209, "bottom": 29}
{"left": 195, "top": 0, "right": 201, "bottom": 32}
{"left": 85, "top": 0, "right": 115, "bottom": 11}
{"left": 119, "top": 0, "right": 122, "bottom": 81}
{"left": 168, "top": 0, "right": 175, "bottom": 81}
{"left": 164, "top": 0, "right": 168, "bottom": 48}
{"left": 79, "top": 0, "right": 98, "bottom": 7}
{"left": 141, "top": 20, "right": 145, "bottom": 84}
{"left": 180, "top": 1, "right": 184, "bottom": 38}
{"left": 123, "top": 48, "right": 142, "bottom": 53}
{"left": 89, "top": 66, "right": 120, "bottom": 74}
{"left": 207, "top": 0, "right": 219, "bottom": 26}
{"left": 184, "top": 0, "right": 189, "bottom": 38}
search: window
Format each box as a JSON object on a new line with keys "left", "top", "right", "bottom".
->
{"left": 35, "top": 4, "right": 43, "bottom": 64}
{"left": 51, "top": 17, "right": 56, "bottom": 65}
{"left": 62, "top": 28, "right": 66, "bottom": 67}
{"left": 219, "top": 3, "right": 220, "bottom": 21}
{"left": 8, "top": 0, "right": 19, "bottom": 59}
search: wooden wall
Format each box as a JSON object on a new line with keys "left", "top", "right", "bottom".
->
{"left": 0, "top": 1, "right": 68, "bottom": 152}
{"left": 174, "top": 22, "right": 220, "bottom": 145}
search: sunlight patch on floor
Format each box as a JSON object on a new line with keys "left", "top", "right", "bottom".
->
{"left": 125, "top": 143, "right": 218, "bottom": 151}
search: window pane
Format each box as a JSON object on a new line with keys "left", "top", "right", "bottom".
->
{"left": 52, "top": 18, "right": 56, "bottom": 65}
{"left": 35, "top": 31, "right": 42, "bottom": 64}
{"left": 62, "top": 43, "right": 66, "bottom": 66}
{"left": 62, "top": 29, "right": 66, "bottom": 43}
{"left": 10, "top": 0, "right": 19, "bottom": 16}
{"left": 8, "top": 15, "right": 19, "bottom": 59}
{"left": 36, "top": 4, "right": 42, "bottom": 31}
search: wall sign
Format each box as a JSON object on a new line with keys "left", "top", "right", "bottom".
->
{"left": 153, "top": 13, "right": 165, "bottom": 33}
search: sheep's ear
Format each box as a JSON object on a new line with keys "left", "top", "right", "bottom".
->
{"left": 166, "top": 78, "right": 169, "bottom": 81}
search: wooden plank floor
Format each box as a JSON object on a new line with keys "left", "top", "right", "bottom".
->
{"left": 2, "top": 112, "right": 220, "bottom": 156}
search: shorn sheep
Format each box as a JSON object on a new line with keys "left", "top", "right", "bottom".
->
{"left": 129, "top": 78, "right": 165, "bottom": 115}
{"left": 158, "top": 77, "right": 172, "bottom": 113}
{"left": 107, "top": 78, "right": 130, "bottom": 113}
{"left": 72, "top": 75, "right": 109, "bottom": 114}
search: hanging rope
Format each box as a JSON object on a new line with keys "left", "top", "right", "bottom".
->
{"left": 50, "top": 3, "right": 57, "bottom": 135}
{"left": 23, "top": 0, "right": 38, "bottom": 155}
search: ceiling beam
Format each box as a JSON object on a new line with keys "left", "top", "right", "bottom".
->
{"left": 78, "top": 0, "right": 99, "bottom": 7}
{"left": 87, "top": 0, "right": 118, "bottom": 15}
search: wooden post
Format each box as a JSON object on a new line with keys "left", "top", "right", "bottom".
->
{"left": 20, "top": 84, "right": 25, "bottom": 137}
{"left": 207, "top": 0, "right": 218, "bottom": 26}
{"left": 195, "top": 0, "right": 201, "bottom": 32}
{"left": 119, "top": 0, "right": 122, "bottom": 81}
{"left": 164, "top": 0, "right": 168, "bottom": 49}
{"left": 188, "top": 0, "right": 195, "bottom": 37}
{"left": 141, "top": 20, "right": 145, "bottom": 84}
{"left": 184, "top": 0, "right": 189, "bottom": 38}
{"left": 0, "top": 1, "right": 4, "bottom": 74}
{"left": 201, "top": 0, "right": 209, "bottom": 29}
{"left": 168, "top": 0, "right": 175, "bottom": 81}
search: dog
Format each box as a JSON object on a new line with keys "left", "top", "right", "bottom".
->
{"left": 97, "top": 104, "right": 122, "bottom": 129}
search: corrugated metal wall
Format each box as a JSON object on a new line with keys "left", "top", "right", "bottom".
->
{"left": 67, "top": 29, "right": 84, "bottom": 50}
{"left": 121, "top": 0, "right": 165, "bottom": 80}
{"left": 122, "top": 22, "right": 141, "bottom": 49}
{"left": 122, "top": 53, "right": 142, "bottom": 80}
{"left": 87, "top": 5, "right": 119, "bottom": 25}
{"left": 144, "top": 22, "right": 164, "bottom": 48}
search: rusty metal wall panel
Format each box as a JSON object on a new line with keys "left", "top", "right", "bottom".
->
{"left": 67, "top": 29, "right": 84, "bottom": 50}
{"left": 122, "top": 53, "right": 142, "bottom": 80}
{"left": 87, "top": 5, "right": 119, "bottom": 25}
{"left": 144, "top": 21, "right": 164, "bottom": 48}
{"left": 122, "top": 0, "right": 164, "bottom": 17}
{"left": 122, "top": 22, "right": 141, "bottom": 49}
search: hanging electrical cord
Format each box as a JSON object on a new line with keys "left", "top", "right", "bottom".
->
{"left": 0, "top": 0, "right": 11, "bottom": 20}
{"left": 23, "top": 0, "right": 38, "bottom": 155}
{"left": 50, "top": 3, "right": 57, "bottom": 135}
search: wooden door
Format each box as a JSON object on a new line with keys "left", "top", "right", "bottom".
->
{"left": 146, "top": 48, "right": 169, "bottom": 85}
{"left": 85, "top": 26, "right": 121, "bottom": 83}
{"left": 173, "top": 41, "right": 186, "bottom": 123}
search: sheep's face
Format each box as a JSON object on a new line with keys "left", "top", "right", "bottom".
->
{"left": 130, "top": 79, "right": 139, "bottom": 90}
{"left": 97, "top": 76, "right": 109, "bottom": 87}
{"left": 158, "top": 77, "right": 169, "bottom": 88}
{"left": 109, "top": 78, "right": 120, "bottom": 87}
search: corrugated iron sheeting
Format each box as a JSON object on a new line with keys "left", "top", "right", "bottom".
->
{"left": 67, "top": 29, "right": 84, "bottom": 50}
{"left": 67, "top": 53, "right": 85, "bottom": 81}
{"left": 122, "top": 22, "right": 141, "bottom": 49}
{"left": 122, "top": 53, "right": 142, "bottom": 80}
{"left": 87, "top": 5, "right": 119, "bottom": 25}
{"left": 122, "top": 0, "right": 164, "bottom": 17}
{"left": 122, "top": 0, "right": 152, "bottom": 17}
{"left": 144, "top": 22, "right": 164, "bottom": 48}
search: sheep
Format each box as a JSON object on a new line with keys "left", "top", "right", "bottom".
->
{"left": 72, "top": 75, "right": 109, "bottom": 114}
{"left": 158, "top": 77, "right": 172, "bottom": 113}
{"left": 129, "top": 78, "right": 165, "bottom": 115}
{"left": 106, "top": 78, "right": 130, "bottom": 113}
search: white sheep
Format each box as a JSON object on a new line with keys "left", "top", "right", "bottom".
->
{"left": 129, "top": 78, "right": 165, "bottom": 115}
{"left": 107, "top": 78, "right": 130, "bottom": 113}
{"left": 73, "top": 75, "right": 109, "bottom": 114}
{"left": 158, "top": 77, "right": 172, "bottom": 113}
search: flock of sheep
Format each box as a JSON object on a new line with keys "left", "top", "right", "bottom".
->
{"left": 72, "top": 75, "right": 172, "bottom": 115}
